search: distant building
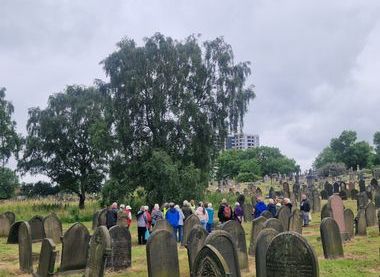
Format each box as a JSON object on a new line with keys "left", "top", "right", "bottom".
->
{"left": 225, "top": 133, "right": 260, "bottom": 150}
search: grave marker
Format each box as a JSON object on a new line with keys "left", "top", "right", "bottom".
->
{"left": 85, "top": 226, "right": 111, "bottom": 277}
{"left": 263, "top": 218, "right": 283, "bottom": 233}
{"left": 107, "top": 225, "right": 132, "bottom": 270}
{"left": 43, "top": 213, "right": 62, "bottom": 244}
{"left": 18, "top": 221, "right": 33, "bottom": 273}
{"left": 255, "top": 228, "right": 279, "bottom": 277}
{"left": 192, "top": 244, "right": 231, "bottom": 277}
{"left": 248, "top": 216, "right": 265, "bottom": 256}
{"left": 320, "top": 217, "right": 344, "bottom": 259}
{"left": 344, "top": 209, "right": 354, "bottom": 240}
{"left": 187, "top": 225, "right": 208, "bottom": 276}
{"left": 182, "top": 214, "right": 201, "bottom": 247}
{"left": 35, "top": 238, "right": 57, "bottom": 277}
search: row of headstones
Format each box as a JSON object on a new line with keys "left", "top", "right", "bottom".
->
{"left": 92, "top": 208, "right": 131, "bottom": 229}
{"left": 19, "top": 221, "right": 132, "bottom": 277}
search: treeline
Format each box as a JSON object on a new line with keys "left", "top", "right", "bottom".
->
{"left": 313, "top": 130, "right": 380, "bottom": 176}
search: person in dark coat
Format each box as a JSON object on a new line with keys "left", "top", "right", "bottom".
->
{"left": 234, "top": 202, "right": 244, "bottom": 223}
{"left": 181, "top": 200, "right": 193, "bottom": 220}
{"left": 267, "top": 198, "right": 277, "bottom": 217}
{"left": 106, "top": 202, "right": 118, "bottom": 229}
{"left": 218, "top": 198, "right": 232, "bottom": 223}
{"left": 283, "top": 198, "right": 293, "bottom": 212}
{"left": 300, "top": 194, "right": 311, "bottom": 226}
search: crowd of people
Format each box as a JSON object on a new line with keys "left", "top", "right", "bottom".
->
{"left": 104, "top": 192, "right": 312, "bottom": 245}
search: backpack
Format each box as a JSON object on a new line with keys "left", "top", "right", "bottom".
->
{"left": 223, "top": 205, "right": 232, "bottom": 219}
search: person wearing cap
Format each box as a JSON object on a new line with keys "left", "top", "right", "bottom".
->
{"left": 165, "top": 203, "right": 180, "bottom": 240}
{"left": 151, "top": 204, "right": 163, "bottom": 228}
{"left": 205, "top": 203, "right": 214, "bottom": 233}
{"left": 106, "top": 202, "right": 118, "bottom": 229}
{"left": 234, "top": 202, "right": 244, "bottom": 224}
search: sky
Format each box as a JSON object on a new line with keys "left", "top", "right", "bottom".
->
{"left": 1, "top": 0, "right": 380, "bottom": 181}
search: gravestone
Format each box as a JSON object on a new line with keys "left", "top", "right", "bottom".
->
{"left": 146, "top": 229, "right": 180, "bottom": 277}
{"left": 339, "top": 190, "right": 348, "bottom": 200}
{"left": 351, "top": 189, "right": 358, "bottom": 200}
{"left": 18, "top": 221, "right": 33, "bottom": 273}
{"left": 4, "top": 211, "right": 15, "bottom": 225}
{"left": 344, "top": 209, "right": 354, "bottom": 240}
{"left": 152, "top": 219, "right": 174, "bottom": 234}
{"left": 29, "top": 215, "right": 45, "bottom": 241}
{"left": 325, "top": 182, "right": 333, "bottom": 196}
{"left": 355, "top": 209, "right": 367, "bottom": 236}
{"left": 320, "top": 190, "right": 328, "bottom": 200}
{"left": 313, "top": 194, "right": 321, "bottom": 212}
{"left": 98, "top": 208, "right": 107, "bottom": 226}
{"left": 263, "top": 218, "right": 283, "bottom": 233}
{"left": 182, "top": 214, "right": 201, "bottom": 247}
{"left": 60, "top": 222, "right": 90, "bottom": 272}
{"left": 328, "top": 195, "right": 346, "bottom": 238}
{"left": 43, "top": 213, "right": 62, "bottom": 244}
{"left": 347, "top": 182, "right": 355, "bottom": 192}
{"left": 276, "top": 206, "right": 291, "bottom": 231}
{"left": 243, "top": 203, "right": 253, "bottom": 222}
{"left": 221, "top": 220, "right": 248, "bottom": 270}
{"left": 187, "top": 225, "right": 209, "bottom": 276}
{"left": 320, "top": 217, "right": 344, "bottom": 259}
{"left": 255, "top": 228, "right": 279, "bottom": 277}
{"left": 260, "top": 210, "right": 273, "bottom": 219}
{"left": 84, "top": 226, "right": 111, "bottom": 277}
{"left": 365, "top": 202, "right": 376, "bottom": 226}
{"left": 7, "top": 221, "right": 22, "bottom": 243}
{"left": 321, "top": 204, "right": 332, "bottom": 220}
{"left": 269, "top": 187, "right": 275, "bottom": 198}
{"left": 92, "top": 211, "right": 100, "bottom": 230}
{"left": 35, "top": 238, "right": 57, "bottom": 277}
{"left": 283, "top": 182, "right": 290, "bottom": 198}
{"left": 107, "top": 225, "right": 132, "bottom": 270}
{"left": 266, "top": 232, "right": 319, "bottom": 277}
{"left": 357, "top": 192, "right": 368, "bottom": 209}
{"left": 289, "top": 209, "right": 303, "bottom": 234}
{"left": 192, "top": 244, "right": 231, "bottom": 277}
{"left": 204, "top": 230, "right": 241, "bottom": 277}
{"left": 375, "top": 190, "right": 380, "bottom": 208}
{"left": 359, "top": 178, "right": 366, "bottom": 192}
{"left": 0, "top": 214, "right": 11, "bottom": 237}
{"left": 248, "top": 216, "right": 266, "bottom": 256}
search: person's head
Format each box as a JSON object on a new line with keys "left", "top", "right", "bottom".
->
{"left": 174, "top": 204, "right": 180, "bottom": 210}
{"left": 235, "top": 202, "right": 240, "bottom": 207}
{"left": 190, "top": 200, "right": 195, "bottom": 206}
{"left": 164, "top": 202, "right": 169, "bottom": 209}
{"left": 120, "top": 204, "right": 125, "bottom": 210}
{"left": 256, "top": 196, "right": 262, "bottom": 202}
{"left": 284, "top": 198, "right": 290, "bottom": 204}
{"left": 301, "top": 194, "right": 307, "bottom": 200}
{"left": 126, "top": 205, "right": 132, "bottom": 210}
{"left": 198, "top": 201, "right": 203, "bottom": 207}
{"left": 144, "top": 205, "right": 149, "bottom": 211}
{"left": 208, "top": 203, "right": 213, "bottom": 208}
{"left": 169, "top": 202, "right": 175, "bottom": 209}
{"left": 154, "top": 204, "right": 160, "bottom": 210}
{"left": 269, "top": 199, "right": 274, "bottom": 204}
{"left": 183, "top": 200, "right": 189, "bottom": 207}
{"left": 221, "top": 198, "right": 227, "bottom": 205}
{"left": 140, "top": 206, "right": 145, "bottom": 211}
{"left": 111, "top": 202, "right": 118, "bottom": 209}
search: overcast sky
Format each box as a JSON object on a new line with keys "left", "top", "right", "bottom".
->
{"left": 1, "top": 0, "right": 380, "bottom": 180}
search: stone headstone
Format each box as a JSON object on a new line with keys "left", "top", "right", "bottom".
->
{"left": 263, "top": 218, "right": 283, "bottom": 233}
{"left": 320, "top": 217, "right": 344, "bottom": 259}
{"left": 4, "top": 211, "right": 15, "bottom": 225}
{"left": 355, "top": 209, "right": 367, "bottom": 236}
{"left": 375, "top": 190, "right": 380, "bottom": 208}
{"left": 221, "top": 220, "right": 248, "bottom": 270}
{"left": 365, "top": 202, "right": 376, "bottom": 226}
{"left": 152, "top": 219, "right": 174, "bottom": 234}
{"left": 0, "top": 214, "right": 11, "bottom": 237}
{"left": 289, "top": 209, "right": 303, "bottom": 234}
{"left": 313, "top": 194, "right": 321, "bottom": 212}
{"left": 243, "top": 203, "right": 253, "bottom": 222}
{"left": 182, "top": 214, "right": 201, "bottom": 247}
{"left": 60, "top": 222, "right": 90, "bottom": 272}
{"left": 276, "top": 206, "right": 291, "bottom": 231}
{"left": 43, "top": 213, "right": 62, "bottom": 244}
{"left": 18, "top": 221, "right": 33, "bottom": 273}
{"left": 248, "top": 216, "right": 266, "bottom": 256}
{"left": 204, "top": 230, "right": 241, "bottom": 277}
{"left": 255, "top": 228, "right": 279, "bottom": 277}
{"left": 261, "top": 210, "right": 273, "bottom": 219}
{"left": 92, "top": 211, "right": 100, "bottom": 230}
{"left": 7, "top": 221, "right": 22, "bottom": 243}
{"left": 266, "top": 232, "right": 319, "bottom": 277}
{"left": 328, "top": 195, "right": 346, "bottom": 238}
{"left": 344, "top": 209, "right": 354, "bottom": 240}
{"left": 187, "top": 225, "right": 208, "bottom": 276}
{"left": 192, "top": 244, "right": 231, "bottom": 277}
{"left": 35, "top": 238, "right": 57, "bottom": 277}
{"left": 339, "top": 190, "right": 348, "bottom": 200}
{"left": 324, "top": 182, "right": 333, "bottom": 196}
{"left": 283, "top": 182, "right": 290, "bottom": 198}
{"left": 320, "top": 190, "right": 328, "bottom": 200}
{"left": 98, "top": 208, "right": 107, "bottom": 227}
{"left": 107, "top": 225, "right": 131, "bottom": 270}
{"left": 146, "top": 229, "right": 180, "bottom": 277}
{"left": 84, "top": 226, "right": 111, "bottom": 277}
{"left": 321, "top": 203, "right": 332, "bottom": 220}
{"left": 351, "top": 189, "right": 359, "bottom": 200}
{"left": 29, "top": 215, "right": 45, "bottom": 241}
{"left": 357, "top": 191, "right": 368, "bottom": 210}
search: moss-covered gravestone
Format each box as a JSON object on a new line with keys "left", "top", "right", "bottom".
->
{"left": 289, "top": 209, "right": 303, "bottom": 234}
{"left": 320, "top": 217, "right": 344, "bottom": 259}
{"left": 0, "top": 214, "right": 11, "bottom": 237}
{"left": 255, "top": 228, "right": 278, "bottom": 277}
{"left": 187, "top": 225, "right": 209, "bottom": 276}
{"left": 260, "top": 210, "right": 273, "bottom": 219}
{"left": 152, "top": 219, "right": 174, "bottom": 234}
{"left": 365, "top": 202, "right": 376, "bottom": 226}
{"left": 43, "top": 214, "right": 62, "bottom": 244}
{"left": 192, "top": 244, "right": 231, "bottom": 277}
{"left": 356, "top": 209, "right": 367, "bottom": 236}
{"left": 248, "top": 216, "right": 265, "bottom": 256}
{"left": 18, "top": 221, "right": 33, "bottom": 273}
{"left": 35, "top": 238, "right": 57, "bottom": 277}
{"left": 7, "top": 221, "right": 22, "bottom": 243}
{"left": 321, "top": 203, "right": 332, "bottom": 220}
{"left": 29, "top": 215, "right": 45, "bottom": 242}
{"left": 276, "top": 206, "right": 291, "bottom": 231}
{"left": 344, "top": 209, "right": 354, "bottom": 240}
{"left": 182, "top": 214, "right": 201, "bottom": 247}
{"left": 263, "top": 218, "right": 283, "bottom": 233}
{"left": 107, "top": 225, "right": 131, "bottom": 270}
{"left": 4, "top": 211, "right": 15, "bottom": 225}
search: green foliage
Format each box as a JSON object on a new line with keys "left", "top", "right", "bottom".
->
{"left": 20, "top": 181, "right": 59, "bottom": 197}
{"left": 18, "top": 85, "right": 112, "bottom": 208}
{"left": 316, "top": 162, "right": 346, "bottom": 177}
{"left": 373, "top": 131, "right": 380, "bottom": 165}
{"left": 0, "top": 167, "right": 19, "bottom": 199}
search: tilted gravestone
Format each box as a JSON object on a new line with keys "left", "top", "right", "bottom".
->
{"left": 146, "top": 229, "right": 180, "bottom": 277}
{"left": 266, "top": 232, "right": 319, "bottom": 277}
{"left": 204, "top": 230, "right": 241, "bottom": 277}
{"left": 243, "top": 203, "right": 253, "bottom": 222}
{"left": 152, "top": 219, "right": 174, "bottom": 234}
{"left": 0, "top": 214, "right": 11, "bottom": 237}
{"left": 92, "top": 211, "right": 100, "bottom": 230}
{"left": 4, "top": 211, "right": 15, "bottom": 225}
{"left": 221, "top": 220, "right": 248, "bottom": 270}
{"left": 98, "top": 208, "right": 107, "bottom": 227}
{"left": 7, "top": 221, "right": 22, "bottom": 243}
{"left": 375, "top": 190, "right": 380, "bottom": 208}
{"left": 260, "top": 210, "right": 273, "bottom": 219}
{"left": 276, "top": 206, "right": 291, "bottom": 231}
{"left": 355, "top": 209, "right": 367, "bottom": 236}
{"left": 43, "top": 213, "right": 62, "bottom": 244}
{"left": 84, "top": 226, "right": 111, "bottom": 277}
{"left": 187, "top": 225, "right": 209, "bottom": 276}
{"left": 18, "top": 221, "right": 33, "bottom": 273}
{"left": 263, "top": 218, "right": 283, "bottom": 233}
{"left": 255, "top": 228, "right": 279, "bottom": 277}
{"left": 328, "top": 195, "right": 347, "bottom": 239}
{"left": 365, "top": 202, "right": 376, "bottom": 227}
{"left": 107, "top": 225, "right": 131, "bottom": 270}
{"left": 320, "top": 217, "right": 344, "bottom": 259}
{"left": 192, "top": 244, "right": 231, "bottom": 277}
{"left": 321, "top": 203, "right": 332, "bottom": 220}
{"left": 35, "top": 238, "right": 57, "bottom": 277}
{"left": 248, "top": 216, "right": 266, "bottom": 256}
{"left": 289, "top": 209, "right": 303, "bottom": 234}
{"left": 344, "top": 209, "right": 355, "bottom": 240}
{"left": 60, "top": 222, "right": 90, "bottom": 272}
{"left": 182, "top": 214, "right": 201, "bottom": 247}
{"left": 29, "top": 215, "right": 45, "bottom": 242}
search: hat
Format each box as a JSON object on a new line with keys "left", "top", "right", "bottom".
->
{"left": 126, "top": 205, "right": 132, "bottom": 210}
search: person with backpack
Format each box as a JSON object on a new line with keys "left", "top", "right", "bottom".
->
{"left": 253, "top": 196, "right": 267, "bottom": 218}
{"left": 151, "top": 203, "right": 163, "bottom": 228}
{"left": 106, "top": 202, "right": 118, "bottom": 229}
{"left": 218, "top": 198, "right": 232, "bottom": 223}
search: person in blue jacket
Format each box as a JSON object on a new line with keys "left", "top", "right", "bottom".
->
{"left": 267, "top": 198, "right": 277, "bottom": 217}
{"left": 253, "top": 196, "right": 267, "bottom": 218}
{"left": 165, "top": 202, "right": 180, "bottom": 240}
{"left": 205, "top": 202, "right": 214, "bottom": 233}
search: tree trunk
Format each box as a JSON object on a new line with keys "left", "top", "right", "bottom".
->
{"left": 79, "top": 194, "right": 85, "bottom": 209}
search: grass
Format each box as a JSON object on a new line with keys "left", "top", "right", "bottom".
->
{"left": 0, "top": 197, "right": 379, "bottom": 276}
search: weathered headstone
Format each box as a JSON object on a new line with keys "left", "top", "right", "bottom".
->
{"left": 146, "top": 229, "right": 180, "bottom": 277}
{"left": 266, "top": 232, "right": 319, "bottom": 277}
{"left": 313, "top": 194, "right": 321, "bottom": 212}
{"left": 4, "top": 211, "right": 15, "bottom": 225}
{"left": 355, "top": 209, "right": 367, "bottom": 236}
{"left": 375, "top": 190, "right": 380, "bottom": 208}
{"left": 351, "top": 189, "right": 359, "bottom": 200}
{"left": 320, "top": 217, "right": 344, "bottom": 259}
{"left": 92, "top": 211, "right": 100, "bottom": 230}
{"left": 325, "top": 182, "right": 333, "bottom": 196}
{"left": 276, "top": 206, "right": 291, "bottom": 231}
{"left": 192, "top": 244, "right": 231, "bottom": 277}
{"left": 18, "top": 221, "right": 33, "bottom": 273}
{"left": 320, "top": 190, "right": 328, "bottom": 200}
{"left": 344, "top": 209, "right": 354, "bottom": 240}
{"left": 365, "top": 202, "right": 376, "bottom": 226}
{"left": 204, "top": 230, "right": 241, "bottom": 277}
{"left": 187, "top": 225, "right": 208, "bottom": 276}
{"left": 107, "top": 225, "right": 131, "bottom": 270}
{"left": 243, "top": 203, "right": 253, "bottom": 222}
{"left": 182, "top": 214, "right": 201, "bottom": 247}
{"left": 357, "top": 191, "right": 368, "bottom": 209}
{"left": 260, "top": 210, "right": 273, "bottom": 219}
{"left": 0, "top": 214, "right": 11, "bottom": 237}
{"left": 84, "top": 226, "right": 111, "bottom": 277}
{"left": 43, "top": 213, "right": 62, "bottom": 244}
{"left": 7, "top": 221, "right": 22, "bottom": 243}
{"left": 35, "top": 238, "right": 57, "bottom": 277}
{"left": 98, "top": 208, "right": 107, "bottom": 227}
{"left": 289, "top": 209, "right": 303, "bottom": 234}
{"left": 29, "top": 215, "right": 45, "bottom": 241}
{"left": 60, "top": 222, "right": 90, "bottom": 272}
{"left": 152, "top": 219, "right": 174, "bottom": 234}
{"left": 221, "top": 220, "right": 248, "bottom": 270}
{"left": 248, "top": 216, "right": 266, "bottom": 256}
{"left": 328, "top": 195, "right": 347, "bottom": 238}
{"left": 321, "top": 203, "right": 332, "bottom": 220}
{"left": 263, "top": 218, "right": 283, "bottom": 233}
{"left": 255, "top": 228, "right": 279, "bottom": 277}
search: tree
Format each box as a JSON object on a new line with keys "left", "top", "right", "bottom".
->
{"left": 316, "top": 162, "right": 346, "bottom": 177}
{"left": 373, "top": 131, "right": 380, "bottom": 165}
{"left": 313, "top": 147, "right": 336, "bottom": 169}
{"left": 18, "top": 86, "right": 112, "bottom": 208}
{"left": 102, "top": 33, "right": 255, "bottom": 202}
{"left": 0, "top": 167, "right": 19, "bottom": 199}
{"left": 0, "top": 88, "right": 20, "bottom": 167}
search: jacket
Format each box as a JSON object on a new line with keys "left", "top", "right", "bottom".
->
{"left": 106, "top": 208, "right": 118, "bottom": 229}
{"left": 206, "top": 207, "right": 214, "bottom": 224}
{"left": 254, "top": 201, "right": 267, "bottom": 218}
{"left": 267, "top": 203, "right": 277, "bottom": 217}
{"left": 300, "top": 199, "right": 311, "bottom": 212}
{"left": 165, "top": 208, "right": 180, "bottom": 228}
